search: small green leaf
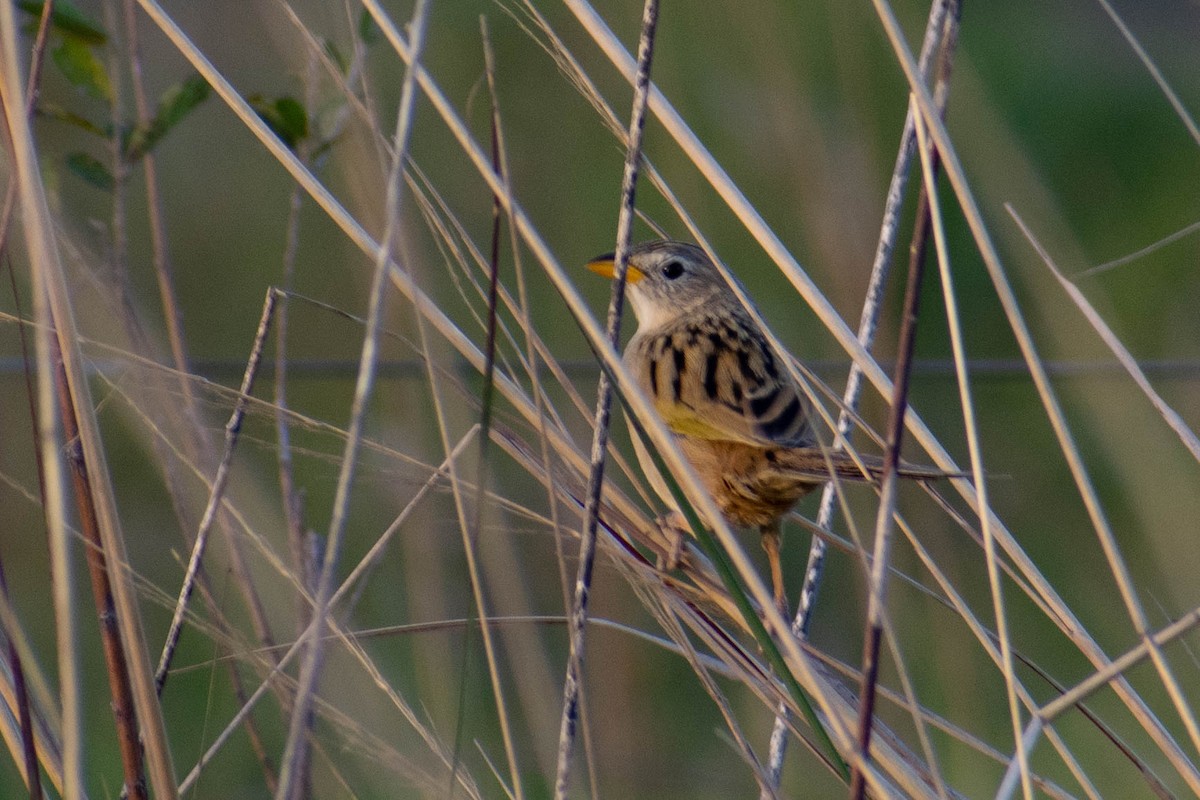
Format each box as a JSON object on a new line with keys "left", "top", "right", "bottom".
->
{"left": 65, "top": 152, "right": 114, "bottom": 191}
{"left": 124, "top": 74, "right": 211, "bottom": 162}
{"left": 357, "top": 8, "right": 380, "bottom": 44}
{"left": 37, "top": 102, "right": 109, "bottom": 137}
{"left": 159, "top": 74, "right": 211, "bottom": 129}
{"left": 273, "top": 97, "right": 308, "bottom": 144}
{"left": 322, "top": 38, "right": 348, "bottom": 75}
{"left": 52, "top": 37, "right": 112, "bottom": 101}
{"left": 18, "top": 1, "right": 107, "bottom": 45}
{"left": 248, "top": 95, "right": 309, "bottom": 150}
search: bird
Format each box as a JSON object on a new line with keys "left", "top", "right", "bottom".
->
{"left": 588, "top": 240, "right": 943, "bottom": 614}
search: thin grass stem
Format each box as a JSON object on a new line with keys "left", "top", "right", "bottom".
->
{"left": 274, "top": 2, "right": 431, "bottom": 798}
{"left": 154, "top": 288, "right": 279, "bottom": 693}
{"left": 768, "top": 1, "right": 956, "bottom": 791}
{"left": 1091, "top": 0, "right": 1200, "bottom": 147}
{"left": 849, "top": 109, "right": 935, "bottom": 799}
{"left": 1009, "top": 208, "right": 1200, "bottom": 464}
{"left": 554, "top": 2, "right": 658, "bottom": 796}
{"left": 913, "top": 107, "right": 1032, "bottom": 799}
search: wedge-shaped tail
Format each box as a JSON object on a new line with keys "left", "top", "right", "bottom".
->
{"left": 772, "top": 448, "right": 956, "bottom": 482}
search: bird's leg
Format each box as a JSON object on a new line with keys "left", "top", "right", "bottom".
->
{"left": 760, "top": 521, "right": 788, "bottom": 617}
{"left": 654, "top": 510, "right": 688, "bottom": 571}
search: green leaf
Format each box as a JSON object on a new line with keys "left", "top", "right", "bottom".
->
{"left": 322, "top": 38, "right": 348, "bottom": 75}
{"left": 124, "top": 74, "right": 211, "bottom": 162}
{"left": 159, "top": 74, "right": 211, "bottom": 129}
{"left": 18, "top": 1, "right": 107, "bottom": 45}
{"left": 52, "top": 37, "right": 112, "bottom": 101}
{"left": 357, "top": 8, "right": 380, "bottom": 44}
{"left": 273, "top": 97, "right": 308, "bottom": 144}
{"left": 248, "top": 95, "right": 309, "bottom": 150}
{"left": 65, "top": 152, "right": 113, "bottom": 191}
{"left": 36, "top": 102, "right": 109, "bottom": 137}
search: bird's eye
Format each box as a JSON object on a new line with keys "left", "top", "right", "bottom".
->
{"left": 662, "top": 260, "right": 685, "bottom": 280}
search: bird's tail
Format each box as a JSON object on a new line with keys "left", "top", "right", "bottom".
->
{"left": 774, "top": 448, "right": 958, "bottom": 482}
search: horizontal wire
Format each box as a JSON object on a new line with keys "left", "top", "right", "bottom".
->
{"left": 0, "top": 357, "right": 1196, "bottom": 381}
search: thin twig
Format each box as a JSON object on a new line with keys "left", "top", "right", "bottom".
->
{"left": 262, "top": 55, "right": 323, "bottom": 795}
{"left": 1081, "top": 218, "right": 1200, "bottom": 277}
{"left": 51, "top": 326, "right": 148, "bottom": 800}
{"left": 120, "top": 0, "right": 192, "bottom": 389}
{"left": 914, "top": 93, "right": 1033, "bottom": 799}
{"left": 1091, "top": 0, "right": 1200, "bottom": 147}
{"left": 442, "top": 19, "right": 519, "bottom": 794}
{"left": 554, "top": 2, "right": 658, "bottom": 796}
{"left": 276, "top": 47, "right": 321, "bottom": 653}
{"left": 0, "top": 5, "right": 54, "bottom": 797}
{"left": 1010, "top": 208, "right": 1200, "bottom": 463}
{"left": 274, "top": 2, "right": 431, "bottom": 798}
{"left": 154, "top": 288, "right": 278, "bottom": 692}
{"left": 766, "top": 1, "right": 955, "bottom": 790}
{"left": 480, "top": 17, "right": 600, "bottom": 794}
{"left": 848, "top": 108, "right": 937, "bottom": 800}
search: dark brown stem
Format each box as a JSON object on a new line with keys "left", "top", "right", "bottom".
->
{"left": 0, "top": 554, "right": 42, "bottom": 800}
{"left": 50, "top": 328, "right": 148, "bottom": 800}
{"left": 849, "top": 6, "right": 960, "bottom": 796}
{"left": 848, "top": 180, "right": 934, "bottom": 800}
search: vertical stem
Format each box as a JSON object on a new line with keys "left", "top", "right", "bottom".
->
{"left": 848, "top": 3, "right": 966, "bottom": 779}
{"left": 273, "top": 2, "right": 431, "bottom": 798}
{"left": 121, "top": 0, "right": 192, "bottom": 390}
{"left": 766, "top": 3, "right": 958, "bottom": 791}
{"left": 277, "top": 50, "right": 320, "bottom": 633}
{"left": 0, "top": 8, "right": 55, "bottom": 798}
{"left": 553, "top": 2, "right": 658, "bottom": 797}
{"left": 50, "top": 332, "right": 148, "bottom": 800}
{"left": 848, "top": 170, "right": 933, "bottom": 799}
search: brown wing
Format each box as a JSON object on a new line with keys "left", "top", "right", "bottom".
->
{"left": 627, "top": 308, "right": 814, "bottom": 449}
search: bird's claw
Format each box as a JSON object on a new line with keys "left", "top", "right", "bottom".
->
{"left": 654, "top": 510, "right": 689, "bottom": 572}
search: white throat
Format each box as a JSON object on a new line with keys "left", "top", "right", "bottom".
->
{"left": 628, "top": 286, "right": 681, "bottom": 333}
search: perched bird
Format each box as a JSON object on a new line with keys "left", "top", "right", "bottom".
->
{"left": 588, "top": 240, "right": 940, "bottom": 613}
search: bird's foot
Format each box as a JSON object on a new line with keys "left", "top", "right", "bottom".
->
{"left": 654, "top": 510, "right": 689, "bottom": 572}
{"left": 760, "top": 525, "right": 790, "bottom": 619}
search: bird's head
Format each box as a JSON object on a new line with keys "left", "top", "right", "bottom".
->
{"left": 586, "top": 240, "right": 729, "bottom": 330}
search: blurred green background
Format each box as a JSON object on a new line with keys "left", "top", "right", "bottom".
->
{"left": 1, "top": 0, "right": 1199, "bottom": 797}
